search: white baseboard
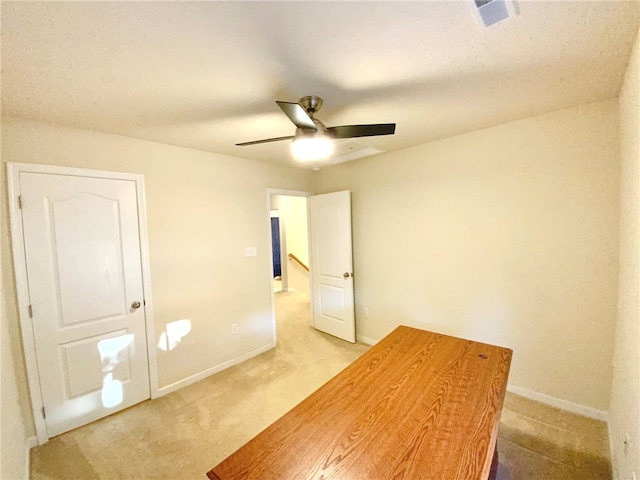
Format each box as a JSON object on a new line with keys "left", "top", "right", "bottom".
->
{"left": 25, "top": 436, "right": 37, "bottom": 479}
{"left": 356, "top": 335, "right": 378, "bottom": 346}
{"left": 507, "top": 384, "right": 608, "bottom": 421}
{"left": 155, "top": 342, "right": 275, "bottom": 397}
{"left": 154, "top": 340, "right": 608, "bottom": 425}
{"left": 353, "top": 337, "right": 607, "bottom": 422}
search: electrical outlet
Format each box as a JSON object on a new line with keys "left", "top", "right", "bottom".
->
{"left": 364, "top": 307, "right": 369, "bottom": 317}
{"left": 232, "top": 323, "right": 238, "bottom": 334}
{"left": 244, "top": 247, "right": 257, "bottom": 257}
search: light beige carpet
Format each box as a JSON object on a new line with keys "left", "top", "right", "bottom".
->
{"left": 30, "top": 290, "right": 610, "bottom": 480}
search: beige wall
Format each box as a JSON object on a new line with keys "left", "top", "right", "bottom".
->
{"left": 315, "top": 100, "right": 620, "bottom": 412}
{"left": 610, "top": 23, "right": 640, "bottom": 480}
{"left": 0, "top": 118, "right": 313, "bottom": 451}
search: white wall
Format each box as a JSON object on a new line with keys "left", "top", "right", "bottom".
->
{"left": 315, "top": 100, "right": 620, "bottom": 414}
{"left": 0, "top": 118, "right": 313, "bottom": 448}
{"left": 609, "top": 23, "right": 640, "bottom": 480}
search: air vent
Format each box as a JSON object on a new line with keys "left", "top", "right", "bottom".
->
{"left": 473, "top": 0, "right": 518, "bottom": 28}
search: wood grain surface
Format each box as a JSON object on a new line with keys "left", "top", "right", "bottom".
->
{"left": 208, "top": 326, "right": 512, "bottom": 480}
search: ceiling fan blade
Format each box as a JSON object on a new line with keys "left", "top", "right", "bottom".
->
{"left": 236, "top": 135, "right": 294, "bottom": 146}
{"left": 327, "top": 123, "right": 396, "bottom": 139}
{"left": 276, "top": 101, "right": 317, "bottom": 130}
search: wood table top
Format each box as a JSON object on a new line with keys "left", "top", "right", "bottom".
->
{"left": 208, "top": 325, "right": 512, "bottom": 480}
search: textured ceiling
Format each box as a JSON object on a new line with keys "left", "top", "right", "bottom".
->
{"left": 2, "top": 1, "right": 638, "bottom": 168}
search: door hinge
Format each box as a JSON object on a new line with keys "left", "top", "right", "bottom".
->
{"left": 42, "top": 406, "right": 46, "bottom": 419}
{"left": 18, "top": 195, "right": 22, "bottom": 209}
{"left": 28, "top": 305, "right": 33, "bottom": 318}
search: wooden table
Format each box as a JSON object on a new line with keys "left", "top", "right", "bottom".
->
{"left": 208, "top": 326, "right": 512, "bottom": 480}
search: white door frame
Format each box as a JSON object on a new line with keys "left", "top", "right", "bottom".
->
{"left": 7, "top": 162, "right": 158, "bottom": 444}
{"left": 266, "top": 189, "right": 312, "bottom": 344}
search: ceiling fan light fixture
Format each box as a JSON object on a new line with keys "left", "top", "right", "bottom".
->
{"left": 291, "top": 134, "right": 334, "bottom": 162}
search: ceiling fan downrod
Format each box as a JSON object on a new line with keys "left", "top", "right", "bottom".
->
{"left": 299, "top": 95, "right": 323, "bottom": 117}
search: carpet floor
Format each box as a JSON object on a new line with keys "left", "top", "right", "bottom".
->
{"left": 30, "top": 291, "right": 610, "bottom": 480}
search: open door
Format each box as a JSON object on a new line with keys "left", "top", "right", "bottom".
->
{"left": 308, "top": 191, "right": 355, "bottom": 343}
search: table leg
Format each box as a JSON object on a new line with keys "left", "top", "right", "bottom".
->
{"left": 488, "top": 444, "right": 499, "bottom": 480}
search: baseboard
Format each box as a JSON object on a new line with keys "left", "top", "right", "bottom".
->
{"left": 356, "top": 335, "right": 378, "bottom": 346}
{"left": 155, "top": 342, "right": 275, "bottom": 397}
{"left": 507, "top": 384, "right": 608, "bottom": 421}
{"left": 25, "top": 436, "right": 37, "bottom": 479}
{"left": 354, "top": 338, "right": 607, "bottom": 421}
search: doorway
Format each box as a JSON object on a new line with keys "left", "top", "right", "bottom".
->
{"left": 266, "top": 189, "right": 356, "bottom": 344}
{"left": 267, "top": 190, "right": 312, "bottom": 343}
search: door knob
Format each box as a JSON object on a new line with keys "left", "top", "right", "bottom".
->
{"left": 343, "top": 272, "right": 351, "bottom": 278}
{"left": 131, "top": 301, "right": 141, "bottom": 310}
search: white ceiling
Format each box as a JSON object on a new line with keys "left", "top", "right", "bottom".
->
{"left": 2, "top": 1, "right": 638, "bottom": 168}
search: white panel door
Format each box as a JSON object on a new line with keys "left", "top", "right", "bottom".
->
{"left": 19, "top": 172, "right": 150, "bottom": 437}
{"left": 309, "top": 191, "right": 355, "bottom": 343}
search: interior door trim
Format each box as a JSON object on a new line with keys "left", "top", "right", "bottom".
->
{"left": 7, "top": 162, "right": 158, "bottom": 444}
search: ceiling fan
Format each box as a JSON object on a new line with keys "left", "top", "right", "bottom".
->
{"left": 236, "top": 95, "right": 396, "bottom": 161}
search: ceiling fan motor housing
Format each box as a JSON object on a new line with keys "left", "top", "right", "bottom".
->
{"left": 295, "top": 117, "right": 329, "bottom": 138}
{"left": 300, "top": 95, "right": 323, "bottom": 116}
